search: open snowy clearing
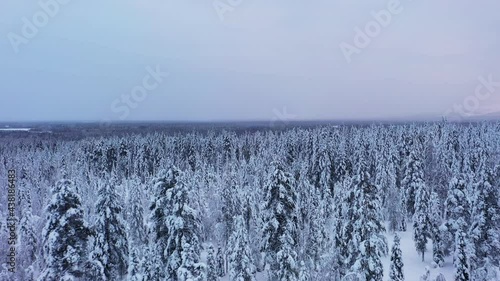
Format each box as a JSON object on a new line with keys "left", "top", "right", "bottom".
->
{"left": 382, "top": 226, "right": 454, "bottom": 281}
{"left": 207, "top": 224, "right": 456, "bottom": 281}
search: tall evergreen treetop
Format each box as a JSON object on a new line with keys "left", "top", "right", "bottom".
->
{"left": 454, "top": 230, "right": 471, "bottom": 281}
{"left": 349, "top": 169, "right": 388, "bottom": 281}
{"left": 445, "top": 175, "right": 471, "bottom": 233}
{"left": 39, "top": 179, "right": 91, "bottom": 281}
{"left": 413, "top": 180, "right": 431, "bottom": 262}
{"left": 261, "top": 161, "right": 299, "bottom": 280}
{"left": 92, "top": 180, "right": 129, "bottom": 281}
{"left": 402, "top": 149, "right": 425, "bottom": 216}
{"left": 228, "top": 216, "right": 256, "bottom": 281}
{"left": 389, "top": 234, "right": 404, "bottom": 281}
{"left": 470, "top": 169, "right": 500, "bottom": 268}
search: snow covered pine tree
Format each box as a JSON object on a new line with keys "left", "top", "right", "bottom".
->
{"left": 350, "top": 164, "right": 388, "bottom": 281}
{"left": 91, "top": 180, "right": 129, "bottom": 280}
{"left": 148, "top": 166, "right": 207, "bottom": 280}
{"left": 261, "top": 161, "right": 299, "bottom": 281}
{"left": 206, "top": 245, "right": 219, "bottom": 281}
{"left": 413, "top": 180, "right": 431, "bottom": 262}
{"left": 38, "top": 179, "right": 92, "bottom": 281}
{"left": 454, "top": 229, "right": 471, "bottom": 281}
{"left": 389, "top": 233, "right": 404, "bottom": 281}
{"left": 228, "top": 216, "right": 256, "bottom": 281}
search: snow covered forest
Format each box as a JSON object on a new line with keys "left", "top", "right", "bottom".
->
{"left": 1, "top": 122, "right": 500, "bottom": 281}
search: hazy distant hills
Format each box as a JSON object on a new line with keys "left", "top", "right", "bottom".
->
{"left": 466, "top": 110, "right": 500, "bottom": 121}
{"left": 441, "top": 110, "right": 500, "bottom": 122}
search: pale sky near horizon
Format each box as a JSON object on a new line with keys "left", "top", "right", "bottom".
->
{"left": 0, "top": 0, "right": 499, "bottom": 122}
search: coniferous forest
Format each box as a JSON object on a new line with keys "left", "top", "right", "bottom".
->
{"left": 1, "top": 122, "right": 500, "bottom": 281}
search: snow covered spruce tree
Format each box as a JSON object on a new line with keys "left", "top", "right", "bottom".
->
{"left": 227, "top": 216, "right": 256, "bottom": 281}
{"left": 148, "top": 166, "right": 205, "bottom": 281}
{"left": 276, "top": 244, "right": 300, "bottom": 281}
{"left": 126, "top": 179, "right": 147, "bottom": 249}
{"left": 261, "top": 161, "right": 299, "bottom": 281}
{"left": 18, "top": 186, "right": 39, "bottom": 280}
{"left": 387, "top": 182, "right": 405, "bottom": 233}
{"left": 140, "top": 246, "right": 160, "bottom": 281}
{"left": 402, "top": 149, "right": 425, "bottom": 216}
{"left": 91, "top": 180, "right": 129, "bottom": 281}
{"left": 474, "top": 258, "right": 499, "bottom": 281}
{"left": 206, "top": 245, "right": 219, "bottom": 281}
{"left": 429, "top": 192, "right": 444, "bottom": 268}
{"left": 220, "top": 172, "right": 241, "bottom": 245}
{"left": 317, "top": 147, "right": 335, "bottom": 199}
{"left": 413, "top": 179, "right": 431, "bottom": 262}
{"left": 298, "top": 261, "right": 310, "bottom": 281}
{"left": 445, "top": 175, "right": 471, "bottom": 253}
{"left": 375, "top": 146, "right": 400, "bottom": 233}
{"left": 333, "top": 177, "right": 353, "bottom": 277}
{"left": 128, "top": 248, "right": 142, "bottom": 281}
{"left": 170, "top": 180, "right": 206, "bottom": 280}
{"left": 305, "top": 187, "right": 328, "bottom": 271}
{"left": 38, "top": 179, "right": 92, "bottom": 281}
{"left": 216, "top": 245, "right": 226, "bottom": 277}
{"left": 148, "top": 167, "right": 180, "bottom": 280}
{"left": 389, "top": 233, "right": 404, "bottom": 281}
{"left": 446, "top": 175, "right": 472, "bottom": 227}
{"left": 349, "top": 164, "right": 388, "bottom": 281}
{"left": 454, "top": 229, "right": 471, "bottom": 281}
{"left": 469, "top": 169, "right": 500, "bottom": 269}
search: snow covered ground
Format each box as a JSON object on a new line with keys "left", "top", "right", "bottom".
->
{"left": 205, "top": 224, "right": 455, "bottom": 281}
{"left": 383, "top": 226, "right": 454, "bottom": 281}
{"left": 0, "top": 127, "right": 31, "bottom": 131}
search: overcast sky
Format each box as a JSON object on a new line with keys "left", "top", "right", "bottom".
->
{"left": 1, "top": 0, "right": 499, "bottom": 122}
